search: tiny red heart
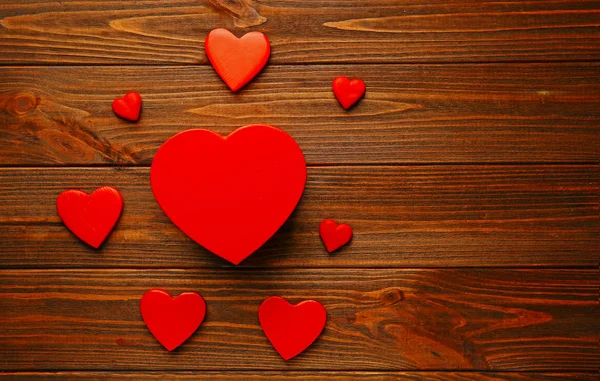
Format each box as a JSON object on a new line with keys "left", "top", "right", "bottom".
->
{"left": 150, "top": 124, "right": 306, "bottom": 265}
{"left": 319, "top": 219, "right": 353, "bottom": 253}
{"left": 205, "top": 28, "right": 270, "bottom": 92}
{"left": 140, "top": 289, "right": 206, "bottom": 351}
{"left": 56, "top": 187, "right": 123, "bottom": 248}
{"left": 112, "top": 92, "right": 142, "bottom": 121}
{"left": 259, "top": 296, "right": 326, "bottom": 360}
{"left": 332, "top": 76, "right": 366, "bottom": 109}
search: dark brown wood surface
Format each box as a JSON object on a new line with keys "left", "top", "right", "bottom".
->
{"left": 0, "top": 269, "right": 597, "bottom": 371}
{"left": 1, "top": 64, "right": 599, "bottom": 165}
{"left": 1, "top": 372, "right": 598, "bottom": 380}
{"left": 1, "top": 0, "right": 600, "bottom": 64}
{"left": 1, "top": 166, "right": 597, "bottom": 268}
{"left": 1, "top": 0, "right": 598, "bottom": 379}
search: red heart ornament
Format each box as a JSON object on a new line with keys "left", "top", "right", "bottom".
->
{"left": 319, "top": 219, "right": 353, "bottom": 253}
{"left": 112, "top": 91, "right": 142, "bottom": 121}
{"left": 259, "top": 296, "right": 326, "bottom": 360}
{"left": 205, "top": 28, "right": 270, "bottom": 92}
{"left": 150, "top": 124, "right": 306, "bottom": 265}
{"left": 332, "top": 76, "right": 366, "bottom": 109}
{"left": 56, "top": 187, "right": 123, "bottom": 249}
{"left": 140, "top": 289, "right": 206, "bottom": 351}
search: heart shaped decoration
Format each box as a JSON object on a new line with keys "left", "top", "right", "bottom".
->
{"left": 319, "top": 219, "right": 353, "bottom": 253}
{"left": 56, "top": 187, "right": 123, "bottom": 248}
{"left": 151, "top": 124, "right": 306, "bottom": 265}
{"left": 205, "top": 28, "right": 270, "bottom": 92}
{"left": 112, "top": 92, "right": 142, "bottom": 121}
{"left": 332, "top": 76, "right": 366, "bottom": 109}
{"left": 140, "top": 289, "right": 206, "bottom": 351}
{"left": 259, "top": 296, "right": 326, "bottom": 360}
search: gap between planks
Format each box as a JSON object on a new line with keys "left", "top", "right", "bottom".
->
{"left": 1, "top": 162, "right": 599, "bottom": 168}
{"left": 2, "top": 59, "right": 600, "bottom": 67}
{"left": 1, "top": 369, "right": 598, "bottom": 373}
{"left": 0, "top": 265, "right": 598, "bottom": 271}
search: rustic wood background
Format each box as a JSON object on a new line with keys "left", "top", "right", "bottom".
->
{"left": 0, "top": 0, "right": 598, "bottom": 380}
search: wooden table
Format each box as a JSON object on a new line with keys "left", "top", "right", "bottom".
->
{"left": 1, "top": 0, "right": 598, "bottom": 379}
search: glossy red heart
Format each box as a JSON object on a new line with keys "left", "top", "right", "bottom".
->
{"left": 319, "top": 219, "right": 353, "bottom": 253}
{"left": 112, "top": 91, "right": 142, "bottom": 121}
{"left": 259, "top": 296, "right": 326, "bottom": 360}
{"left": 151, "top": 124, "right": 306, "bottom": 265}
{"left": 140, "top": 289, "right": 206, "bottom": 351}
{"left": 205, "top": 28, "right": 270, "bottom": 92}
{"left": 332, "top": 76, "right": 366, "bottom": 109}
{"left": 56, "top": 187, "right": 123, "bottom": 248}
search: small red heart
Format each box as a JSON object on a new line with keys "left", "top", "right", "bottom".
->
{"left": 205, "top": 28, "right": 270, "bottom": 92}
{"left": 259, "top": 296, "right": 326, "bottom": 360}
{"left": 140, "top": 289, "right": 206, "bottom": 351}
{"left": 151, "top": 124, "right": 306, "bottom": 265}
{"left": 56, "top": 187, "right": 123, "bottom": 249}
{"left": 112, "top": 92, "right": 142, "bottom": 121}
{"left": 319, "top": 219, "right": 353, "bottom": 253}
{"left": 332, "top": 76, "right": 366, "bottom": 109}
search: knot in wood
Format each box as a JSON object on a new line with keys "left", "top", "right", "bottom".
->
{"left": 10, "top": 93, "right": 37, "bottom": 116}
{"left": 382, "top": 288, "right": 405, "bottom": 306}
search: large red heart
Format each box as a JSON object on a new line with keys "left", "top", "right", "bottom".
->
{"left": 319, "top": 219, "right": 353, "bottom": 253}
{"left": 150, "top": 124, "right": 306, "bottom": 265}
{"left": 332, "top": 76, "right": 366, "bottom": 109}
{"left": 56, "top": 187, "right": 123, "bottom": 248}
{"left": 205, "top": 28, "right": 270, "bottom": 92}
{"left": 140, "top": 289, "right": 206, "bottom": 351}
{"left": 259, "top": 296, "right": 326, "bottom": 360}
{"left": 112, "top": 92, "right": 142, "bottom": 121}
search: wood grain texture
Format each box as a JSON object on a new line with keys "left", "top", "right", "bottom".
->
{"left": 1, "top": 0, "right": 599, "bottom": 64}
{"left": 1, "top": 372, "right": 598, "bottom": 380}
{"left": 2, "top": 0, "right": 599, "bottom": 377}
{"left": 1, "top": 64, "right": 599, "bottom": 165}
{"left": 0, "top": 269, "right": 597, "bottom": 371}
{"left": 1, "top": 166, "right": 597, "bottom": 268}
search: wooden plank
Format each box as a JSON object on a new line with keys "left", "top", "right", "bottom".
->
{"left": 0, "top": 269, "right": 597, "bottom": 371}
{"left": 1, "top": 0, "right": 599, "bottom": 64}
{"left": 1, "top": 372, "right": 597, "bottom": 380}
{"left": 0, "top": 166, "right": 597, "bottom": 268}
{"left": 1, "top": 64, "right": 599, "bottom": 165}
